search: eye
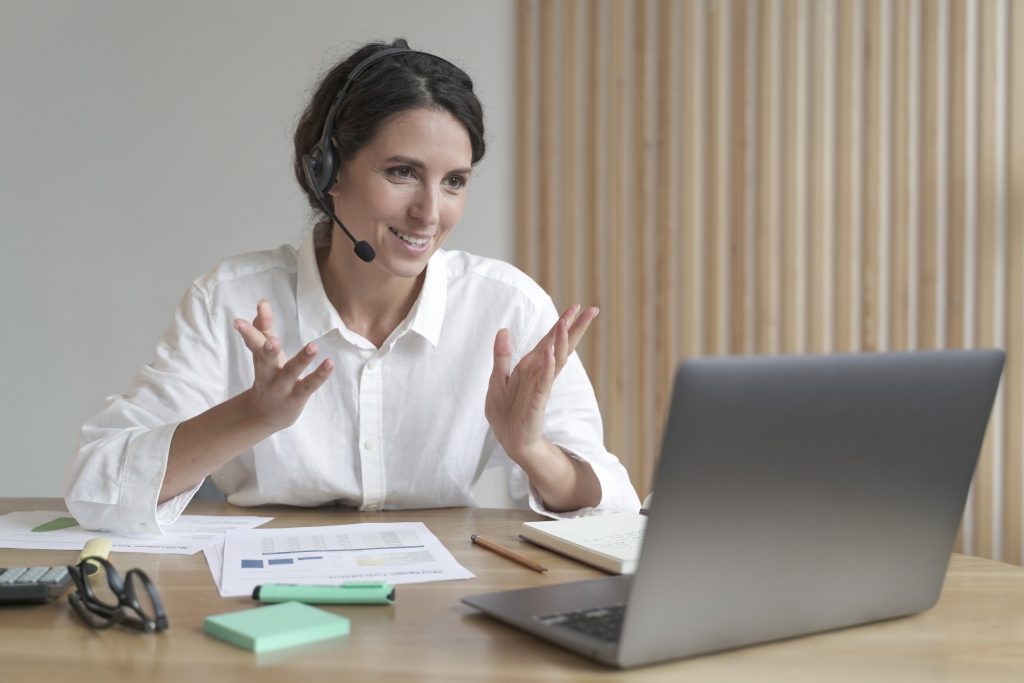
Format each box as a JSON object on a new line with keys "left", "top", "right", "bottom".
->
{"left": 386, "top": 166, "right": 415, "bottom": 180}
{"left": 444, "top": 174, "right": 468, "bottom": 190}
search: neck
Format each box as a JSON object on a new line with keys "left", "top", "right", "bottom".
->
{"left": 317, "top": 227, "right": 425, "bottom": 347}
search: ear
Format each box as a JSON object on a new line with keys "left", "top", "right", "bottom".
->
{"left": 326, "top": 160, "right": 345, "bottom": 198}
{"left": 327, "top": 174, "right": 342, "bottom": 197}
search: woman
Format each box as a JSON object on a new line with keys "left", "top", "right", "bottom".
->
{"left": 64, "top": 39, "right": 640, "bottom": 534}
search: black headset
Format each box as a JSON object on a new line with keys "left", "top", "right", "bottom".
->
{"left": 301, "top": 40, "right": 458, "bottom": 263}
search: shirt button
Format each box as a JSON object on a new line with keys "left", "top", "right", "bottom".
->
{"left": 367, "top": 359, "right": 378, "bottom": 370}
{"left": 364, "top": 439, "right": 377, "bottom": 451}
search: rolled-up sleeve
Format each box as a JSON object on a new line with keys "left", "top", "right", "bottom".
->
{"left": 64, "top": 283, "right": 226, "bottom": 534}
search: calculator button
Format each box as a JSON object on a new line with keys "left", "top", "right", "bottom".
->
{"left": 16, "top": 568, "right": 48, "bottom": 583}
{"left": 0, "top": 568, "right": 25, "bottom": 584}
{"left": 40, "top": 567, "right": 69, "bottom": 584}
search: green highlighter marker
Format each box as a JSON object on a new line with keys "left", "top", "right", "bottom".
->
{"left": 253, "top": 581, "right": 395, "bottom": 605}
{"left": 31, "top": 517, "right": 79, "bottom": 532}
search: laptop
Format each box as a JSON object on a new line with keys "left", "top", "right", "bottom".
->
{"left": 461, "top": 349, "right": 1004, "bottom": 668}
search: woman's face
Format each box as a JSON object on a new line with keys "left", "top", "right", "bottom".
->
{"left": 329, "top": 107, "right": 473, "bottom": 280}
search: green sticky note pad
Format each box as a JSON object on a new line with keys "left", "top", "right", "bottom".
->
{"left": 204, "top": 602, "right": 350, "bottom": 653}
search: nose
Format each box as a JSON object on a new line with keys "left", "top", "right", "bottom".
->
{"left": 408, "top": 184, "right": 440, "bottom": 227}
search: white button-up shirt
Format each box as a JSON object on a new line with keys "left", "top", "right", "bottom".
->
{"left": 64, "top": 228, "right": 641, "bottom": 534}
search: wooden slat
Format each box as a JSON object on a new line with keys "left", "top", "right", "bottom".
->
{"left": 756, "top": 0, "right": 781, "bottom": 355}
{"left": 877, "top": 0, "right": 895, "bottom": 353}
{"left": 947, "top": 0, "right": 968, "bottom": 554}
{"left": 679, "top": 0, "right": 704, "bottom": 361}
{"left": 933, "top": 0, "right": 950, "bottom": 351}
{"left": 946, "top": 0, "right": 967, "bottom": 354}
{"left": 582, "top": 0, "right": 605, "bottom": 400}
{"left": 1005, "top": 0, "right": 1024, "bottom": 566}
{"left": 783, "top": 0, "right": 810, "bottom": 354}
{"left": 861, "top": 0, "right": 882, "bottom": 352}
{"left": 808, "top": 0, "right": 837, "bottom": 353}
{"left": 538, "top": 0, "right": 557, "bottom": 293}
{"left": 740, "top": 0, "right": 758, "bottom": 357}
{"left": 973, "top": 0, "right": 999, "bottom": 560}
{"left": 714, "top": 1, "right": 731, "bottom": 356}
{"left": 608, "top": 0, "right": 627, "bottom": 467}
{"left": 834, "top": 0, "right": 864, "bottom": 353}
{"left": 918, "top": 0, "right": 940, "bottom": 350}
{"left": 632, "top": 0, "right": 650, "bottom": 495}
{"left": 890, "top": 0, "right": 910, "bottom": 351}
{"left": 905, "top": 0, "right": 921, "bottom": 351}
{"left": 728, "top": 0, "right": 749, "bottom": 355}
{"left": 653, "top": 0, "right": 677, "bottom": 495}
{"left": 515, "top": 0, "right": 536, "bottom": 275}
{"left": 560, "top": 0, "right": 579, "bottom": 309}
{"left": 704, "top": 0, "right": 723, "bottom": 355}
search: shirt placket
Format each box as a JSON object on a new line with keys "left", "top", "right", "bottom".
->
{"left": 358, "top": 354, "right": 385, "bottom": 510}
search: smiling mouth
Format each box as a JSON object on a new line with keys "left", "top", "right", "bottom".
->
{"left": 389, "top": 226, "right": 431, "bottom": 248}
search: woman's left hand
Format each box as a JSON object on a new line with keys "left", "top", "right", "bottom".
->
{"left": 484, "top": 304, "right": 599, "bottom": 463}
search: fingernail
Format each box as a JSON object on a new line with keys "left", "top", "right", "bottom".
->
{"left": 305, "top": 344, "right": 316, "bottom": 355}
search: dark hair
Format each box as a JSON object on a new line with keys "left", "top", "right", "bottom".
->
{"left": 293, "top": 39, "right": 486, "bottom": 215}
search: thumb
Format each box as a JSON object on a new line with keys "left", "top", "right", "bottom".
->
{"left": 490, "top": 328, "right": 513, "bottom": 386}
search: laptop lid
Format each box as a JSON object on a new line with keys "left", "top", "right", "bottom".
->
{"left": 462, "top": 349, "right": 1003, "bottom": 668}
{"left": 616, "top": 349, "right": 1004, "bottom": 667}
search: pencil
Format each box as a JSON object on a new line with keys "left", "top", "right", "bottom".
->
{"left": 470, "top": 534, "right": 548, "bottom": 573}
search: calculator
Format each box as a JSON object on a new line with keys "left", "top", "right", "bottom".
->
{"left": 0, "top": 566, "right": 73, "bottom": 604}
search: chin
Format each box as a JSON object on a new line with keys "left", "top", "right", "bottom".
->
{"left": 379, "top": 255, "right": 431, "bottom": 280}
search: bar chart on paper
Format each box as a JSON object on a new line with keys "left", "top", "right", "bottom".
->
{"left": 211, "top": 522, "right": 474, "bottom": 597}
{"left": 240, "top": 529, "right": 430, "bottom": 569}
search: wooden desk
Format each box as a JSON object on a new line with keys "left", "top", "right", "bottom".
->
{"left": 2, "top": 498, "right": 1023, "bottom": 681}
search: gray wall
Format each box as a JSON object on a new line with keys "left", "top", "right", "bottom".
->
{"left": 0, "top": 0, "right": 515, "bottom": 497}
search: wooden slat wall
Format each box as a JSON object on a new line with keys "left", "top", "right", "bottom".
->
{"left": 515, "top": 0, "right": 1024, "bottom": 565}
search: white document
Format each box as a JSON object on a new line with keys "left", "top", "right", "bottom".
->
{"left": 0, "top": 510, "right": 272, "bottom": 555}
{"left": 214, "top": 522, "right": 475, "bottom": 597}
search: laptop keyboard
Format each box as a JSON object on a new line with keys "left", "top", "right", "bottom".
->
{"left": 535, "top": 604, "right": 626, "bottom": 643}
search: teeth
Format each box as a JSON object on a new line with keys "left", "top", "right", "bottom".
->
{"left": 389, "top": 227, "right": 429, "bottom": 247}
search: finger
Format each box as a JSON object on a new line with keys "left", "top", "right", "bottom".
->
{"left": 255, "top": 335, "right": 284, "bottom": 382}
{"left": 278, "top": 342, "right": 319, "bottom": 384}
{"left": 539, "top": 304, "right": 581, "bottom": 349}
{"left": 560, "top": 303, "right": 582, "bottom": 323}
{"left": 490, "top": 328, "right": 514, "bottom": 387}
{"left": 565, "top": 306, "right": 599, "bottom": 354}
{"left": 294, "top": 359, "right": 335, "bottom": 399}
{"left": 233, "top": 318, "right": 268, "bottom": 354}
{"left": 532, "top": 343, "right": 557, "bottom": 410}
{"left": 234, "top": 319, "right": 278, "bottom": 384}
{"left": 553, "top": 317, "right": 570, "bottom": 372}
{"left": 253, "top": 299, "right": 274, "bottom": 337}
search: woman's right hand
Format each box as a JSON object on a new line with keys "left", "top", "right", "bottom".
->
{"left": 233, "top": 299, "right": 334, "bottom": 432}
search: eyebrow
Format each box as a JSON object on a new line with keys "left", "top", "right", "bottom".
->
{"left": 385, "top": 155, "right": 472, "bottom": 176}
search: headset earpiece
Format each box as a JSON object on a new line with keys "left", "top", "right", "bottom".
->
{"left": 302, "top": 143, "right": 336, "bottom": 200}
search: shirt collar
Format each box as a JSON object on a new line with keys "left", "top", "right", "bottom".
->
{"left": 403, "top": 249, "right": 447, "bottom": 348}
{"left": 296, "top": 224, "right": 345, "bottom": 343}
{"left": 296, "top": 225, "right": 448, "bottom": 348}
